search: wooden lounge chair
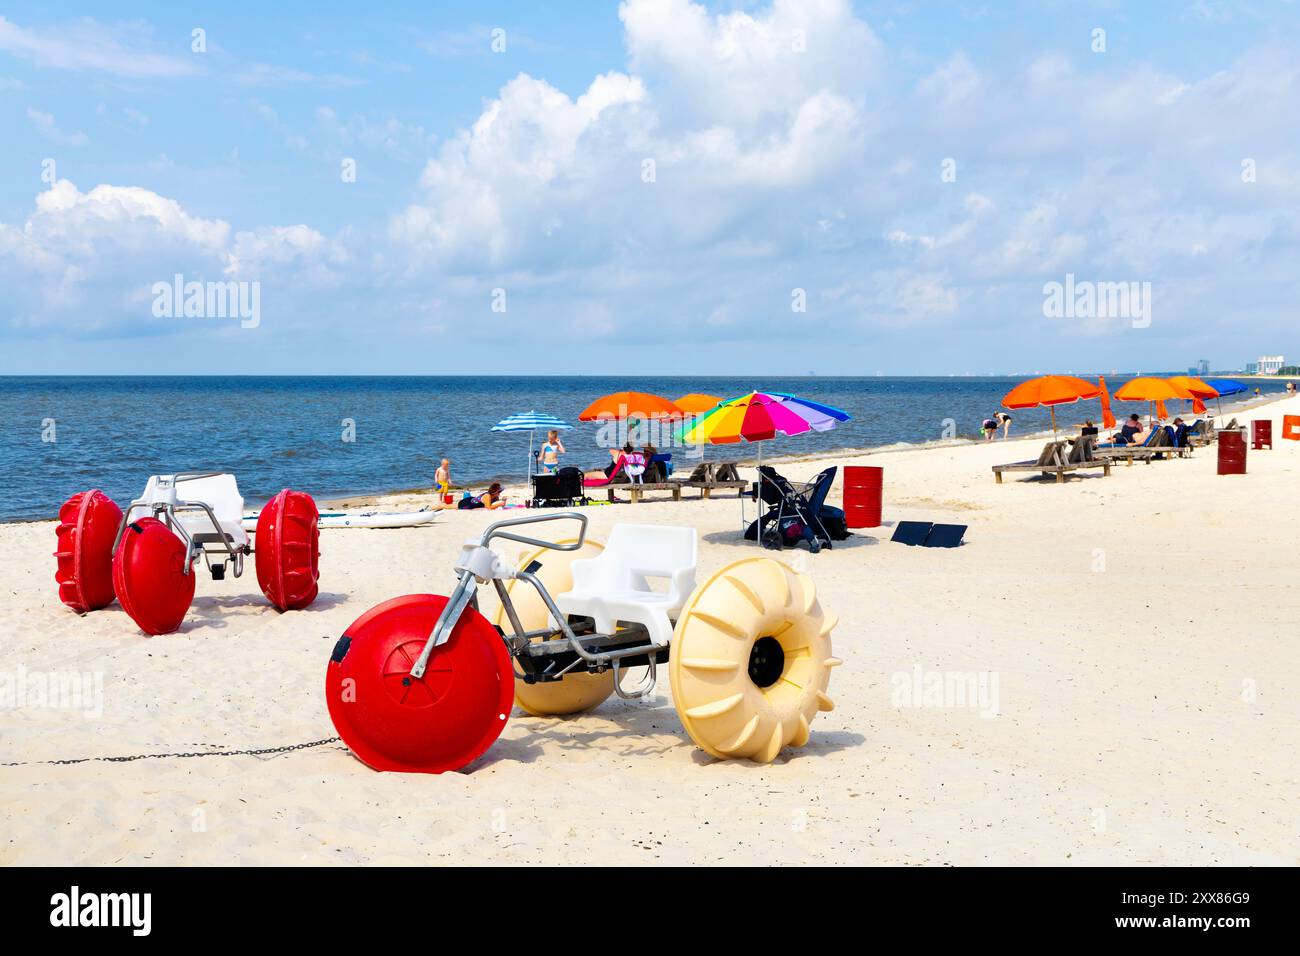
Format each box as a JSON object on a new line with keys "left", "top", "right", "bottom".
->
{"left": 605, "top": 480, "right": 684, "bottom": 504}
{"left": 1093, "top": 426, "right": 1190, "bottom": 464}
{"left": 992, "top": 438, "right": 1111, "bottom": 483}
{"left": 683, "top": 462, "right": 748, "bottom": 498}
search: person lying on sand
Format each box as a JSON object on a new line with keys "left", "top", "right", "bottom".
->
{"left": 457, "top": 482, "right": 507, "bottom": 510}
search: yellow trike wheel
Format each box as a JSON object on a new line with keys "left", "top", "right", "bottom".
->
{"left": 669, "top": 557, "right": 840, "bottom": 762}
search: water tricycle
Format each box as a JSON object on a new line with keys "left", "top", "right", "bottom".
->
{"left": 55, "top": 473, "right": 320, "bottom": 634}
{"left": 325, "top": 512, "right": 839, "bottom": 772}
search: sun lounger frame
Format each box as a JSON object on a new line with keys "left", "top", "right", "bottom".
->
{"left": 992, "top": 439, "right": 1112, "bottom": 483}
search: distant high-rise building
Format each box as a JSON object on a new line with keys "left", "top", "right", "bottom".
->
{"left": 1246, "top": 362, "right": 1259, "bottom": 374}
{"left": 1198, "top": 359, "right": 1210, "bottom": 376}
{"left": 1258, "top": 355, "right": 1285, "bottom": 374}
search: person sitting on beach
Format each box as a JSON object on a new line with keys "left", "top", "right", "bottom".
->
{"left": 538, "top": 430, "right": 565, "bottom": 475}
{"left": 622, "top": 443, "right": 647, "bottom": 483}
{"left": 435, "top": 458, "right": 451, "bottom": 494}
{"left": 1080, "top": 419, "right": 1099, "bottom": 437}
{"left": 584, "top": 448, "right": 630, "bottom": 487}
{"left": 586, "top": 448, "right": 624, "bottom": 481}
{"left": 458, "top": 482, "right": 507, "bottom": 510}
{"left": 1113, "top": 414, "right": 1143, "bottom": 445}
{"left": 642, "top": 442, "right": 665, "bottom": 482}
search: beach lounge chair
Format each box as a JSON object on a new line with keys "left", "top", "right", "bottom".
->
{"left": 594, "top": 456, "right": 685, "bottom": 503}
{"left": 1094, "top": 425, "right": 1189, "bottom": 464}
{"left": 556, "top": 524, "right": 698, "bottom": 649}
{"left": 743, "top": 466, "right": 846, "bottom": 551}
{"left": 648, "top": 453, "right": 673, "bottom": 480}
{"left": 583, "top": 455, "right": 630, "bottom": 488}
{"left": 992, "top": 438, "right": 1111, "bottom": 483}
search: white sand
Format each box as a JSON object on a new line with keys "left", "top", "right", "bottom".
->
{"left": 2, "top": 396, "right": 1298, "bottom": 865}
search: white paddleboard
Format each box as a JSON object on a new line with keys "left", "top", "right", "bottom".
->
{"left": 242, "top": 508, "right": 439, "bottom": 530}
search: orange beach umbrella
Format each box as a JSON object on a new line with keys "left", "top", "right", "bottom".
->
{"left": 1113, "top": 377, "right": 1194, "bottom": 402}
{"left": 578, "top": 391, "right": 682, "bottom": 421}
{"left": 1166, "top": 376, "right": 1219, "bottom": 415}
{"left": 673, "top": 393, "right": 723, "bottom": 415}
{"left": 1002, "top": 375, "right": 1101, "bottom": 438}
{"left": 1098, "top": 375, "right": 1117, "bottom": 429}
{"left": 1113, "top": 376, "right": 1194, "bottom": 424}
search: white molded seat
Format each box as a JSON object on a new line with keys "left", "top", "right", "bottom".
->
{"left": 139, "top": 473, "right": 249, "bottom": 549}
{"left": 555, "top": 525, "right": 697, "bottom": 648}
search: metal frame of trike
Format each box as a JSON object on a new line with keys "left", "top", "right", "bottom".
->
{"left": 110, "top": 471, "right": 247, "bottom": 579}
{"left": 408, "top": 511, "right": 664, "bottom": 699}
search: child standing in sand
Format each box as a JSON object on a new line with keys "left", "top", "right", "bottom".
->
{"left": 435, "top": 458, "right": 452, "bottom": 494}
{"left": 538, "top": 431, "right": 565, "bottom": 474}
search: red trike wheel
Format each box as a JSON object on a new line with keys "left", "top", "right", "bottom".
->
{"left": 255, "top": 489, "right": 320, "bottom": 611}
{"left": 112, "top": 517, "right": 196, "bottom": 635}
{"left": 54, "top": 489, "right": 122, "bottom": 613}
{"left": 326, "top": 594, "right": 514, "bottom": 774}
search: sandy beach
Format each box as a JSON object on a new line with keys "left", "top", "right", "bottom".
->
{"left": 2, "top": 394, "right": 1297, "bottom": 866}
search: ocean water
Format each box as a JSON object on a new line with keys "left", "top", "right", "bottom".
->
{"left": 0, "top": 375, "right": 1287, "bottom": 522}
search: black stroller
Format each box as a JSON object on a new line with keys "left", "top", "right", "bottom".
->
{"left": 530, "top": 466, "right": 586, "bottom": 508}
{"left": 743, "top": 466, "right": 849, "bottom": 553}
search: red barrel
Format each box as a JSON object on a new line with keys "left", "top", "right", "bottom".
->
{"left": 843, "top": 465, "right": 883, "bottom": 528}
{"left": 1251, "top": 419, "right": 1272, "bottom": 450}
{"left": 1218, "top": 430, "right": 1247, "bottom": 475}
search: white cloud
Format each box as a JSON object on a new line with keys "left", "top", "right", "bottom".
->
{"left": 25, "top": 107, "right": 88, "bottom": 146}
{"left": 0, "top": 15, "right": 198, "bottom": 77}
{"left": 232, "top": 63, "right": 362, "bottom": 87}
{"left": 0, "top": 181, "right": 345, "bottom": 332}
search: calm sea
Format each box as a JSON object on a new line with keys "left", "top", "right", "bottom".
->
{"left": 0, "top": 375, "right": 1286, "bottom": 522}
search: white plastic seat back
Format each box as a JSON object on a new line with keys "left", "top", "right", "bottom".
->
{"left": 555, "top": 525, "right": 697, "bottom": 647}
{"left": 139, "top": 473, "right": 249, "bottom": 547}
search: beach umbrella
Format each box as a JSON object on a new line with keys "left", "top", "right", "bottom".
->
{"left": 1203, "top": 378, "right": 1246, "bottom": 397}
{"left": 579, "top": 391, "right": 682, "bottom": 446}
{"left": 1167, "top": 376, "right": 1219, "bottom": 416}
{"left": 1098, "top": 375, "right": 1117, "bottom": 430}
{"left": 1113, "top": 377, "right": 1194, "bottom": 425}
{"left": 1202, "top": 378, "right": 1246, "bottom": 419}
{"left": 1002, "top": 375, "right": 1101, "bottom": 438}
{"left": 673, "top": 393, "right": 723, "bottom": 414}
{"left": 673, "top": 394, "right": 724, "bottom": 463}
{"left": 578, "top": 391, "right": 682, "bottom": 421}
{"left": 677, "top": 392, "right": 850, "bottom": 545}
{"left": 491, "top": 411, "right": 573, "bottom": 482}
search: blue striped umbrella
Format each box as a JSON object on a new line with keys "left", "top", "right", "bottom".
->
{"left": 492, "top": 411, "right": 573, "bottom": 481}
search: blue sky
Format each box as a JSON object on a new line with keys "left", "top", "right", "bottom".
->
{"left": 1, "top": 1, "right": 1297, "bottom": 374}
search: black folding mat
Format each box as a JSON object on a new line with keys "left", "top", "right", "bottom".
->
{"left": 890, "top": 521, "right": 968, "bottom": 548}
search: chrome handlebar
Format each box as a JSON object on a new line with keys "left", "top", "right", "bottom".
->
{"left": 478, "top": 511, "right": 588, "bottom": 554}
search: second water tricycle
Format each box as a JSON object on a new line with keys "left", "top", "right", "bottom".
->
{"left": 325, "top": 512, "right": 840, "bottom": 772}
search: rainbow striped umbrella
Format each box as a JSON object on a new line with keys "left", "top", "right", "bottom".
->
{"left": 676, "top": 391, "right": 849, "bottom": 545}
{"left": 678, "top": 391, "right": 849, "bottom": 445}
